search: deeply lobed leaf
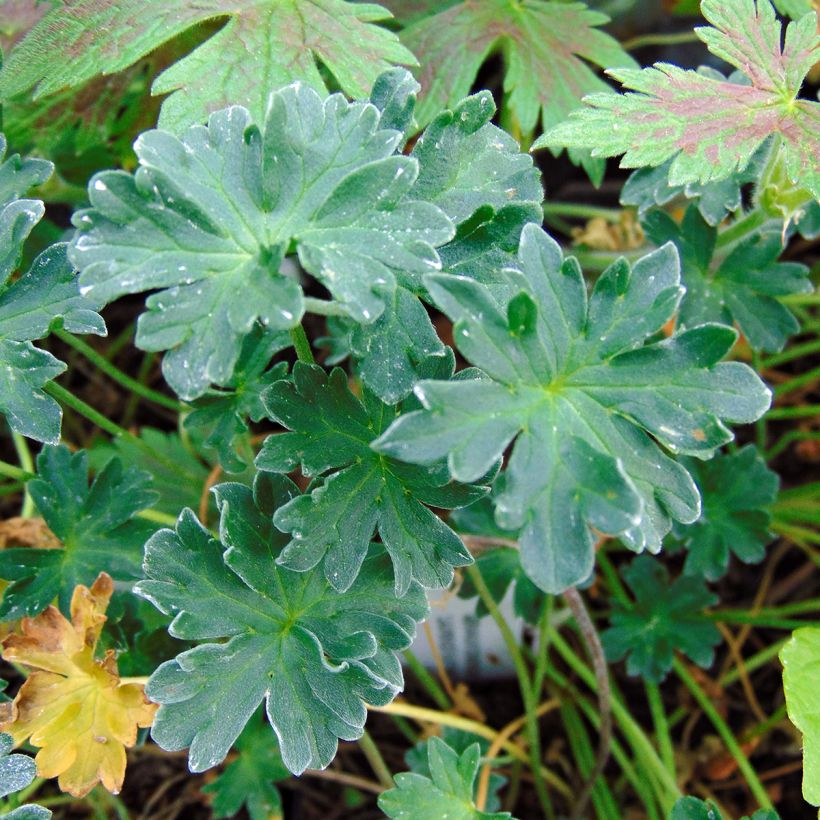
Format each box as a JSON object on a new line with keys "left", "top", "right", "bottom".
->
{"left": 544, "top": 0, "right": 820, "bottom": 198}
{"left": 0, "top": 0, "right": 415, "bottom": 132}
{"left": 0, "top": 574, "right": 157, "bottom": 798}
{"left": 136, "top": 472, "right": 428, "bottom": 775}
{"left": 257, "top": 361, "right": 487, "bottom": 594}
{"left": 375, "top": 224, "right": 771, "bottom": 593}
{"left": 0, "top": 446, "right": 158, "bottom": 622}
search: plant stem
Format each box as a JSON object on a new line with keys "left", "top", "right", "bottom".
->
{"left": 761, "top": 337, "right": 820, "bottom": 369}
{"left": 54, "top": 330, "right": 182, "bottom": 412}
{"left": 289, "top": 324, "right": 315, "bottom": 363}
{"left": 550, "top": 631, "right": 681, "bottom": 808}
{"left": 136, "top": 508, "right": 180, "bottom": 528}
{"left": 673, "top": 660, "right": 773, "bottom": 809}
{"left": 774, "top": 365, "right": 820, "bottom": 398}
{"left": 466, "top": 564, "right": 553, "bottom": 817}
{"left": 766, "top": 405, "right": 820, "bottom": 420}
{"left": 543, "top": 202, "right": 623, "bottom": 221}
{"left": 715, "top": 207, "right": 774, "bottom": 250}
{"left": 645, "top": 682, "right": 676, "bottom": 778}
{"left": 369, "top": 702, "right": 572, "bottom": 797}
{"left": 402, "top": 649, "right": 451, "bottom": 710}
{"left": 622, "top": 30, "right": 702, "bottom": 51}
{"left": 11, "top": 431, "right": 35, "bottom": 517}
{"left": 303, "top": 296, "right": 351, "bottom": 317}
{"left": 0, "top": 459, "right": 33, "bottom": 482}
{"left": 358, "top": 729, "right": 394, "bottom": 789}
{"left": 563, "top": 587, "right": 612, "bottom": 820}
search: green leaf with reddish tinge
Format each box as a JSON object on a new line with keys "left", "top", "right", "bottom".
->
{"left": 643, "top": 206, "right": 812, "bottom": 352}
{"left": 544, "top": 0, "right": 820, "bottom": 198}
{"left": 401, "top": 0, "right": 636, "bottom": 174}
{"left": 256, "top": 362, "right": 487, "bottom": 595}
{"left": 136, "top": 472, "right": 428, "bottom": 775}
{"left": 0, "top": 0, "right": 415, "bottom": 132}
{"left": 374, "top": 224, "right": 771, "bottom": 593}
{"left": 602, "top": 555, "right": 721, "bottom": 682}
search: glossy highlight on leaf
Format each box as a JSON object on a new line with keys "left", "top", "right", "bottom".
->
{"left": 0, "top": 573, "right": 157, "bottom": 798}
{"left": 374, "top": 223, "right": 771, "bottom": 593}
{"left": 544, "top": 0, "right": 820, "bottom": 198}
{"left": 136, "top": 472, "right": 428, "bottom": 775}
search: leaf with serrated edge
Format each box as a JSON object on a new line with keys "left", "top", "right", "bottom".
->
{"left": 374, "top": 224, "right": 771, "bottom": 593}
{"left": 401, "top": 0, "right": 635, "bottom": 176}
{"left": 0, "top": 446, "right": 158, "bottom": 622}
{"left": 0, "top": 574, "right": 157, "bottom": 798}
{"left": 643, "top": 206, "right": 811, "bottom": 352}
{"left": 543, "top": 0, "right": 820, "bottom": 198}
{"left": 0, "top": 1, "right": 415, "bottom": 132}
{"left": 257, "top": 362, "right": 486, "bottom": 594}
{"left": 601, "top": 556, "right": 721, "bottom": 682}
{"left": 136, "top": 472, "right": 427, "bottom": 775}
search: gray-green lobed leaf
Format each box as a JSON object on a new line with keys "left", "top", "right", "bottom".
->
{"left": 374, "top": 223, "right": 771, "bottom": 593}
{"left": 0, "top": 136, "right": 106, "bottom": 443}
{"left": 136, "top": 472, "right": 428, "bottom": 775}
{"left": 257, "top": 361, "right": 489, "bottom": 595}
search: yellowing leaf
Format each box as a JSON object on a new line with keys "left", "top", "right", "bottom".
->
{"left": 0, "top": 573, "right": 157, "bottom": 797}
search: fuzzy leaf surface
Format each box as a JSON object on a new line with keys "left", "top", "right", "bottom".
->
{"left": 674, "top": 446, "right": 778, "bottom": 581}
{"left": 644, "top": 207, "right": 811, "bottom": 352}
{"left": 379, "top": 736, "right": 512, "bottom": 819}
{"left": 0, "top": 446, "right": 158, "bottom": 621}
{"left": 602, "top": 556, "right": 721, "bottom": 682}
{"left": 781, "top": 626, "right": 820, "bottom": 808}
{"left": 374, "top": 224, "right": 771, "bottom": 593}
{"left": 68, "top": 78, "right": 460, "bottom": 399}
{"left": 0, "top": 0, "right": 415, "bottom": 132}
{"left": 257, "top": 362, "right": 487, "bottom": 594}
{"left": 0, "top": 135, "right": 106, "bottom": 443}
{"left": 670, "top": 797, "right": 779, "bottom": 820}
{"left": 544, "top": 0, "right": 820, "bottom": 197}
{"left": 400, "top": 0, "right": 635, "bottom": 154}
{"left": 136, "top": 473, "right": 428, "bottom": 775}
{"left": 0, "top": 574, "right": 157, "bottom": 798}
{"left": 0, "top": 732, "right": 51, "bottom": 820}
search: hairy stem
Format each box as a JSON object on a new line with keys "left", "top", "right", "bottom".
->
{"left": 563, "top": 587, "right": 612, "bottom": 820}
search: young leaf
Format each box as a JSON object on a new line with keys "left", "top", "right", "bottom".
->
{"left": 644, "top": 207, "right": 811, "bottom": 352}
{"left": 400, "top": 0, "right": 635, "bottom": 150}
{"left": 674, "top": 446, "right": 778, "bottom": 581}
{"left": 68, "top": 77, "right": 456, "bottom": 399}
{"left": 185, "top": 330, "right": 290, "bottom": 472}
{"left": 0, "top": 733, "right": 51, "bottom": 820}
{"left": 601, "top": 555, "right": 721, "bottom": 682}
{"left": 135, "top": 472, "right": 428, "bottom": 775}
{"left": 620, "top": 143, "right": 769, "bottom": 227}
{"left": 257, "top": 362, "right": 487, "bottom": 594}
{"left": 0, "top": 573, "right": 157, "bottom": 798}
{"left": 0, "top": 446, "right": 159, "bottom": 622}
{"left": 544, "top": 0, "right": 820, "bottom": 198}
{"left": 0, "top": 1, "right": 415, "bottom": 132}
{"left": 374, "top": 224, "right": 771, "bottom": 593}
{"left": 781, "top": 626, "right": 820, "bottom": 810}
{"left": 379, "top": 736, "right": 513, "bottom": 819}
{"left": 201, "top": 711, "right": 289, "bottom": 820}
